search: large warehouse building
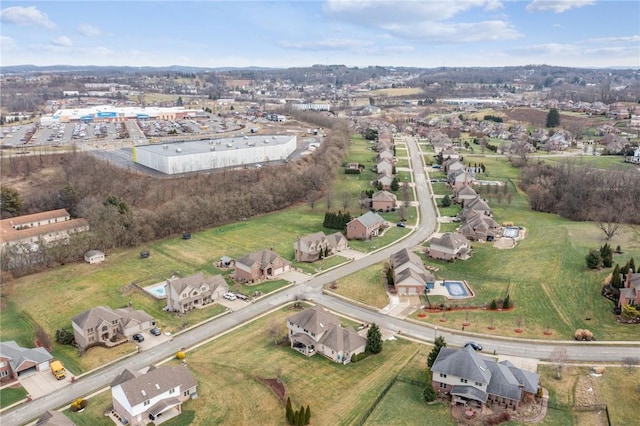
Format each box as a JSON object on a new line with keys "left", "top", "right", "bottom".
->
{"left": 133, "top": 135, "right": 297, "bottom": 174}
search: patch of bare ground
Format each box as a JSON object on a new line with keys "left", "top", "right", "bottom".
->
{"left": 257, "top": 377, "right": 286, "bottom": 404}
{"left": 573, "top": 375, "right": 608, "bottom": 426}
{"left": 504, "top": 107, "right": 597, "bottom": 128}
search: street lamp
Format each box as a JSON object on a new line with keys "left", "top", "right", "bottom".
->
{"left": 434, "top": 326, "right": 438, "bottom": 341}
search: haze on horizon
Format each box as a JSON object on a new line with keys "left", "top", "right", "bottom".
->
{"left": 1, "top": 0, "right": 639, "bottom": 69}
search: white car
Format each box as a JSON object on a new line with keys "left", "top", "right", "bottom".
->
{"left": 223, "top": 292, "right": 237, "bottom": 301}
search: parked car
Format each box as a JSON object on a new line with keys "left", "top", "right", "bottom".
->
{"left": 223, "top": 292, "right": 237, "bottom": 301}
{"left": 132, "top": 333, "right": 145, "bottom": 343}
{"left": 150, "top": 327, "right": 161, "bottom": 336}
{"left": 464, "top": 341, "right": 482, "bottom": 351}
{"left": 396, "top": 222, "right": 406, "bottom": 228}
{"left": 235, "top": 293, "right": 249, "bottom": 301}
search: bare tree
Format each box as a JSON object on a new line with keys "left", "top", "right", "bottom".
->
{"left": 622, "top": 357, "right": 639, "bottom": 375}
{"left": 550, "top": 347, "right": 568, "bottom": 379}
{"left": 267, "top": 320, "right": 283, "bottom": 346}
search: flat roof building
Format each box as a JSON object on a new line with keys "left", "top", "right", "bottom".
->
{"left": 132, "top": 135, "right": 297, "bottom": 175}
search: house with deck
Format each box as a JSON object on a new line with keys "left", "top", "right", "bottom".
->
{"left": 72, "top": 306, "right": 154, "bottom": 350}
{"left": 389, "top": 248, "right": 435, "bottom": 295}
{"left": 165, "top": 273, "right": 228, "bottom": 314}
{"left": 346, "top": 211, "right": 386, "bottom": 240}
{"left": 427, "top": 232, "right": 472, "bottom": 261}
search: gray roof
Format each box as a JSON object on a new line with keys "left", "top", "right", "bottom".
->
{"left": 319, "top": 325, "right": 366, "bottom": 354}
{"left": 451, "top": 385, "right": 488, "bottom": 403}
{"left": 287, "top": 305, "right": 340, "bottom": 336}
{"left": 236, "top": 249, "right": 289, "bottom": 269}
{"left": 148, "top": 396, "right": 181, "bottom": 416}
{"left": 113, "top": 307, "right": 154, "bottom": 329}
{"left": 372, "top": 191, "right": 396, "bottom": 202}
{"left": 115, "top": 365, "right": 196, "bottom": 407}
{"left": 136, "top": 135, "right": 296, "bottom": 157}
{"left": 431, "top": 346, "right": 491, "bottom": 385}
{"left": 502, "top": 361, "right": 540, "bottom": 394}
{"left": 325, "top": 232, "right": 347, "bottom": 248}
{"left": 430, "top": 232, "right": 468, "bottom": 250}
{"left": 394, "top": 267, "right": 432, "bottom": 288}
{"left": 72, "top": 306, "right": 121, "bottom": 329}
{"left": 166, "top": 273, "right": 227, "bottom": 297}
{"left": 0, "top": 341, "right": 53, "bottom": 372}
{"left": 350, "top": 211, "right": 385, "bottom": 229}
{"left": 455, "top": 186, "right": 477, "bottom": 197}
{"left": 110, "top": 368, "right": 140, "bottom": 388}
{"left": 390, "top": 248, "right": 423, "bottom": 269}
{"left": 485, "top": 360, "right": 522, "bottom": 401}
{"left": 84, "top": 250, "right": 104, "bottom": 257}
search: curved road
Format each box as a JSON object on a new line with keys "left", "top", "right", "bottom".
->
{"left": 2, "top": 135, "right": 638, "bottom": 426}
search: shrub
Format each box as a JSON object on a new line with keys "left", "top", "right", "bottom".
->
{"left": 351, "top": 352, "right": 369, "bottom": 363}
{"left": 423, "top": 385, "right": 437, "bottom": 402}
{"left": 55, "top": 328, "right": 75, "bottom": 345}
{"left": 490, "top": 299, "right": 498, "bottom": 310}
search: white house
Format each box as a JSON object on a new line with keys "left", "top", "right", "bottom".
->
{"left": 84, "top": 250, "right": 105, "bottom": 264}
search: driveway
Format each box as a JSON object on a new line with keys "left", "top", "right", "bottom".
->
{"left": 134, "top": 329, "right": 173, "bottom": 352}
{"left": 338, "top": 249, "right": 367, "bottom": 260}
{"left": 19, "top": 368, "right": 73, "bottom": 400}
{"left": 278, "top": 270, "right": 313, "bottom": 284}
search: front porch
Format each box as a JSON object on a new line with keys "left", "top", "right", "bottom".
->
{"left": 290, "top": 333, "right": 316, "bottom": 356}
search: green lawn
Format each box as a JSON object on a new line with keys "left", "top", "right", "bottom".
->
{"left": 0, "top": 385, "right": 28, "bottom": 407}
{"left": 332, "top": 263, "right": 390, "bottom": 309}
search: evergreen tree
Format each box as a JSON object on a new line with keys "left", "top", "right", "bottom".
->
{"left": 441, "top": 194, "right": 451, "bottom": 208}
{"left": 1, "top": 186, "right": 23, "bottom": 215}
{"left": 297, "top": 406, "right": 305, "bottom": 426}
{"left": 286, "top": 397, "right": 293, "bottom": 424}
{"left": 546, "top": 108, "right": 560, "bottom": 127}
{"left": 427, "top": 336, "right": 446, "bottom": 368}
{"left": 390, "top": 178, "right": 400, "bottom": 191}
{"left": 304, "top": 405, "right": 311, "bottom": 425}
{"left": 366, "top": 323, "right": 383, "bottom": 354}
{"left": 629, "top": 258, "right": 636, "bottom": 273}
{"left": 502, "top": 294, "right": 511, "bottom": 309}
{"left": 600, "top": 243, "right": 613, "bottom": 268}
{"left": 586, "top": 249, "right": 601, "bottom": 269}
{"left": 610, "top": 264, "right": 623, "bottom": 289}
{"left": 423, "top": 385, "right": 437, "bottom": 402}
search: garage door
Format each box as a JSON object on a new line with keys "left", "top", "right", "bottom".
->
{"left": 17, "top": 366, "right": 37, "bottom": 377}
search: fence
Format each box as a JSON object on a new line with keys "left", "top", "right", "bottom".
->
{"left": 357, "top": 375, "right": 427, "bottom": 426}
{"left": 547, "top": 402, "right": 611, "bottom": 426}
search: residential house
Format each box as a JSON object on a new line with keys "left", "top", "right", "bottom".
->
{"left": 72, "top": 306, "right": 154, "bottom": 350}
{"left": 431, "top": 346, "right": 539, "bottom": 409}
{"left": 0, "top": 209, "right": 89, "bottom": 251}
{"left": 453, "top": 186, "right": 478, "bottom": 204}
{"left": 442, "top": 148, "right": 460, "bottom": 160}
{"left": 345, "top": 162, "right": 362, "bottom": 173}
{"left": 427, "top": 232, "right": 472, "bottom": 261}
{"left": 618, "top": 269, "right": 640, "bottom": 308}
{"left": 111, "top": 365, "right": 197, "bottom": 426}
{"left": 375, "top": 158, "right": 394, "bottom": 175}
{"left": 35, "top": 411, "right": 76, "bottom": 426}
{"left": 286, "top": 305, "right": 366, "bottom": 364}
{"left": 377, "top": 149, "right": 394, "bottom": 161}
{"left": 371, "top": 191, "right": 397, "bottom": 211}
{"left": 294, "top": 231, "right": 348, "bottom": 262}
{"left": 84, "top": 250, "right": 105, "bottom": 264}
{"left": 375, "top": 174, "right": 395, "bottom": 191}
{"left": 461, "top": 197, "right": 493, "bottom": 219}
{"left": 165, "top": 273, "right": 228, "bottom": 314}
{"left": 346, "top": 211, "right": 386, "bottom": 240}
{"left": 0, "top": 341, "right": 53, "bottom": 384}
{"left": 235, "top": 249, "right": 291, "bottom": 282}
{"left": 447, "top": 169, "right": 475, "bottom": 189}
{"left": 459, "top": 213, "right": 500, "bottom": 242}
{"left": 389, "top": 248, "right": 435, "bottom": 295}
{"left": 625, "top": 147, "right": 640, "bottom": 164}
{"left": 443, "top": 158, "right": 465, "bottom": 173}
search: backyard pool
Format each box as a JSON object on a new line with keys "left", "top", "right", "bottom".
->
{"left": 503, "top": 226, "right": 519, "bottom": 238}
{"left": 144, "top": 283, "right": 167, "bottom": 299}
{"left": 443, "top": 280, "right": 470, "bottom": 298}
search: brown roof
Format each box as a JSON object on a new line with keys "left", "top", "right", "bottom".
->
{"left": 117, "top": 365, "right": 196, "bottom": 407}
{"left": 0, "top": 217, "right": 88, "bottom": 245}
{"left": 1, "top": 209, "right": 69, "bottom": 227}
{"left": 237, "top": 249, "right": 290, "bottom": 269}
{"left": 319, "top": 325, "right": 366, "bottom": 354}
{"left": 167, "top": 272, "right": 227, "bottom": 295}
{"left": 72, "top": 306, "right": 122, "bottom": 329}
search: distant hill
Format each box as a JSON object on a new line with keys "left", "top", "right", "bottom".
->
{"left": 0, "top": 64, "right": 279, "bottom": 74}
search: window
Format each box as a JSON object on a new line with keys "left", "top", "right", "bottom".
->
{"left": 0, "top": 371, "right": 9, "bottom": 378}
{"left": 439, "top": 382, "right": 447, "bottom": 389}
{"left": 144, "top": 400, "right": 150, "bottom": 406}
{"left": 0, "top": 361, "right": 6, "bottom": 368}
{"left": 102, "top": 326, "right": 108, "bottom": 332}
{"left": 87, "top": 328, "right": 93, "bottom": 333}
{"left": 112, "top": 320, "right": 118, "bottom": 325}
{"left": 460, "top": 378, "right": 468, "bottom": 383}
{"left": 169, "top": 388, "right": 175, "bottom": 394}
{"left": 184, "top": 389, "right": 190, "bottom": 397}
{"left": 475, "top": 382, "right": 482, "bottom": 387}
{"left": 439, "top": 373, "right": 447, "bottom": 378}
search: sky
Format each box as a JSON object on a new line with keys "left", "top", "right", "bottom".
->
{"left": 1, "top": 0, "right": 638, "bottom": 69}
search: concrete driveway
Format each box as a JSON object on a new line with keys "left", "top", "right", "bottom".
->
{"left": 134, "top": 329, "right": 173, "bottom": 352}
{"left": 19, "top": 369, "right": 73, "bottom": 400}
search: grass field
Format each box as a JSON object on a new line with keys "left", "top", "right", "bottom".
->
{"left": 369, "top": 87, "right": 424, "bottom": 97}
{"left": 332, "top": 263, "right": 390, "bottom": 309}
{"left": 0, "top": 385, "right": 28, "bottom": 407}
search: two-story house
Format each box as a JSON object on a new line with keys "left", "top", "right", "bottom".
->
{"left": 165, "top": 273, "right": 228, "bottom": 314}
{"left": 294, "top": 232, "right": 348, "bottom": 262}
{"left": 72, "top": 306, "right": 154, "bottom": 350}
{"left": 234, "top": 249, "right": 291, "bottom": 283}
{"left": 346, "top": 211, "right": 386, "bottom": 240}
{"left": 431, "top": 346, "right": 539, "bottom": 409}
{"left": 0, "top": 209, "right": 89, "bottom": 251}
{"left": 618, "top": 269, "right": 640, "bottom": 308}
{"left": 287, "top": 305, "right": 366, "bottom": 364}
{"left": 389, "top": 248, "right": 435, "bottom": 295}
{"left": 111, "top": 365, "right": 197, "bottom": 426}
{"left": 371, "top": 191, "right": 397, "bottom": 212}
{"left": 427, "top": 232, "right": 472, "bottom": 261}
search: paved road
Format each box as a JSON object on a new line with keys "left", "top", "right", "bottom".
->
{"left": 2, "top": 135, "right": 639, "bottom": 426}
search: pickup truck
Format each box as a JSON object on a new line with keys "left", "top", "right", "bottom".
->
{"left": 50, "top": 360, "right": 66, "bottom": 380}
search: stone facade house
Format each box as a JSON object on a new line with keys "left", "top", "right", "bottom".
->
{"left": 431, "top": 346, "right": 539, "bottom": 410}
{"left": 111, "top": 365, "right": 197, "bottom": 426}
{"left": 235, "top": 249, "right": 291, "bottom": 282}
{"left": 346, "top": 211, "right": 386, "bottom": 240}
{"left": 287, "top": 305, "right": 366, "bottom": 364}
{"left": 371, "top": 190, "right": 397, "bottom": 211}
{"left": 294, "top": 231, "right": 348, "bottom": 262}
{"left": 389, "top": 248, "right": 435, "bottom": 295}
{"left": 0, "top": 341, "right": 53, "bottom": 384}
{"left": 165, "top": 273, "right": 228, "bottom": 314}
{"left": 428, "top": 232, "right": 472, "bottom": 261}
{"left": 71, "top": 306, "right": 154, "bottom": 350}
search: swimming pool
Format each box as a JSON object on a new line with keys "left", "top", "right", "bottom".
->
{"left": 443, "top": 281, "right": 470, "bottom": 298}
{"left": 144, "top": 284, "right": 167, "bottom": 299}
{"left": 504, "top": 226, "right": 519, "bottom": 238}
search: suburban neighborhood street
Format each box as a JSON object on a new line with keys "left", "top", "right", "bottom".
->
{"left": 2, "top": 135, "right": 639, "bottom": 426}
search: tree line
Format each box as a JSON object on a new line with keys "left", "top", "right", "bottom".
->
{"left": 1, "top": 115, "right": 350, "bottom": 276}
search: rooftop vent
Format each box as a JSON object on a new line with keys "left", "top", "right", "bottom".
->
{"left": 141, "top": 390, "right": 147, "bottom": 396}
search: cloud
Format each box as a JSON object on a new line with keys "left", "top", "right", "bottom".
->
{"left": 526, "top": 0, "right": 595, "bottom": 13}
{"left": 51, "top": 36, "right": 72, "bottom": 47}
{"left": 0, "top": 36, "right": 17, "bottom": 51}
{"left": 77, "top": 23, "right": 103, "bottom": 37}
{"left": 0, "top": 6, "right": 56, "bottom": 29}
{"left": 386, "top": 20, "right": 521, "bottom": 43}
{"left": 278, "top": 38, "right": 373, "bottom": 51}
{"left": 361, "top": 45, "right": 415, "bottom": 56}
{"left": 587, "top": 35, "right": 640, "bottom": 44}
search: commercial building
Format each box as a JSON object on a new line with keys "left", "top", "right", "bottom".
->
{"left": 40, "top": 105, "right": 200, "bottom": 126}
{"left": 133, "top": 135, "right": 296, "bottom": 175}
